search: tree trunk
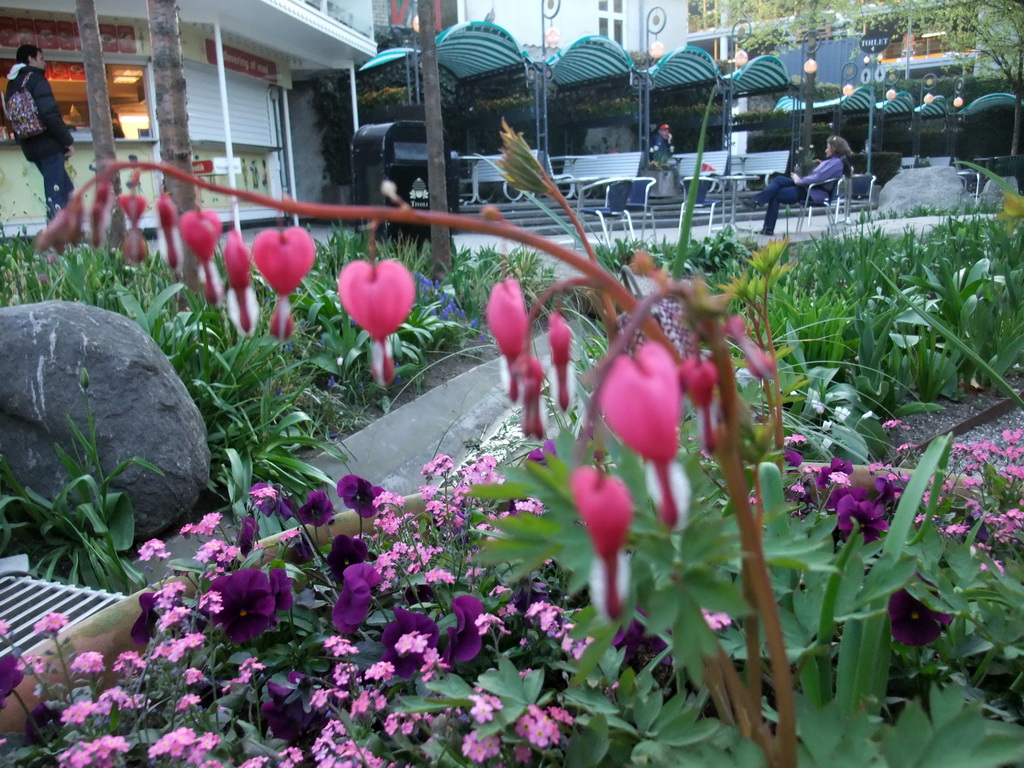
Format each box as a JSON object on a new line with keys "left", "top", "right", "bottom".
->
{"left": 147, "top": 0, "right": 198, "bottom": 289}
{"left": 1013, "top": 84, "right": 1022, "bottom": 156}
{"left": 418, "top": 0, "right": 452, "bottom": 280}
{"left": 75, "top": 0, "right": 125, "bottom": 247}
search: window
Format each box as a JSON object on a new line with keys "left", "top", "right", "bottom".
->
{"left": 598, "top": 0, "right": 624, "bottom": 44}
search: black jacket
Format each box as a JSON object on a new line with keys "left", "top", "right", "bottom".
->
{"left": 6, "top": 64, "right": 74, "bottom": 163}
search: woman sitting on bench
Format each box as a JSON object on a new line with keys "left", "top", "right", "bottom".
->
{"left": 744, "top": 136, "right": 852, "bottom": 236}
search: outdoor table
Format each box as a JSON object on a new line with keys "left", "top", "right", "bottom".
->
{"left": 717, "top": 174, "right": 758, "bottom": 232}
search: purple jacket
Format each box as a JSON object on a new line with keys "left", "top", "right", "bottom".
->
{"left": 798, "top": 156, "right": 845, "bottom": 203}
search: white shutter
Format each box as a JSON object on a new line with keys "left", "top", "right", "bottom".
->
{"left": 183, "top": 61, "right": 278, "bottom": 148}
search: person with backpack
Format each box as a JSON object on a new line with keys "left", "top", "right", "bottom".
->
{"left": 6, "top": 45, "right": 75, "bottom": 221}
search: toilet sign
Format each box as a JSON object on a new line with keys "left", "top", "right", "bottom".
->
{"left": 860, "top": 32, "right": 893, "bottom": 53}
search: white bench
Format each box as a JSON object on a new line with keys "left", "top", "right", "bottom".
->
{"left": 737, "top": 150, "right": 791, "bottom": 186}
{"left": 462, "top": 154, "right": 524, "bottom": 204}
{"left": 673, "top": 150, "right": 732, "bottom": 179}
{"left": 566, "top": 152, "right": 644, "bottom": 185}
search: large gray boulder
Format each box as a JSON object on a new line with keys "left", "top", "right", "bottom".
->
{"left": 0, "top": 301, "right": 209, "bottom": 539}
{"left": 877, "top": 166, "right": 966, "bottom": 214}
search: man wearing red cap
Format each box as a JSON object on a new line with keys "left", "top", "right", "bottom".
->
{"left": 650, "top": 123, "right": 673, "bottom": 160}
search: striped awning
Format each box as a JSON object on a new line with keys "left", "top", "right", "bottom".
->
{"left": 359, "top": 47, "right": 415, "bottom": 72}
{"left": 725, "top": 55, "right": 790, "bottom": 95}
{"left": 435, "top": 21, "right": 530, "bottom": 80}
{"left": 547, "top": 35, "right": 634, "bottom": 86}
{"left": 914, "top": 95, "right": 948, "bottom": 117}
{"left": 774, "top": 85, "right": 876, "bottom": 114}
{"left": 960, "top": 92, "right": 1018, "bottom": 117}
{"left": 879, "top": 91, "right": 915, "bottom": 115}
{"left": 649, "top": 46, "right": 720, "bottom": 90}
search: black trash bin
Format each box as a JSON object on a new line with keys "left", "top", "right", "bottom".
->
{"left": 351, "top": 121, "right": 459, "bottom": 245}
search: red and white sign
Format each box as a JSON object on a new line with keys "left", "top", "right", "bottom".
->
{"left": 192, "top": 160, "right": 215, "bottom": 176}
{"left": 204, "top": 39, "right": 278, "bottom": 83}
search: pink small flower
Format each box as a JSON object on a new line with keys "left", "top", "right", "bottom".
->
{"left": 0, "top": 620, "right": 9, "bottom": 636}
{"left": 364, "top": 661, "right": 395, "bottom": 682}
{"left": 69, "top": 652, "right": 105, "bottom": 676}
{"left": 424, "top": 568, "right": 455, "bottom": 584}
{"left": 114, "top": 652, "right": 145, "bottom": 674}
{"left": 137, "top": 539, "right": 171, "bottom": 561}
{"left": 469, "top": 693, "right": 503, "bottom": 724}
{"left": 33, "top": 612, "right": 69, "bottom": 635}
{"left": 462, "top": 730, "right": 501, "bottom": 763}
{"left": 325, "top": 636, "right": 359, "bottom": 657}
{"left": 702, "top": 610, "right": 732, "bottom": 631}
{"left": 148, "top": 726, "right": 198, "bottom": 759}
{"left": 177, "top": 694, "right": 201, "bottom": 711}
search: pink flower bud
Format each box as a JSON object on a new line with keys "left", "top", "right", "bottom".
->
{"left": 35, "top": 198, "right": 84, "bottom": 254}
{"left": 224, "top": 230, "right": 258, "bottom": 335}
{"left": 548, "top": 311, "right": 573, "bottom": 412}
{"left": 122, "top": 228, "right": 148, "bottom": 265}
{"left": 518, "top": 356, "right": 546, "bottom": 439}
{"left": 679, "top": 357, "right": 719, "bottom": 452}
{"left": 90, "top": 179, "right": 114, "bottom": 247}
{"left": 156, "top": 194, "right": 183, "bottom": 271}
{"left": 337, "top": 259, "right": 415, "bottom": 342}
{"left": 600, "top": 343, "right": 680, "bottom": 464}
{"left": 117, "top": 193, "right": 148, "bottom": 228}
{"left": 571, "top": 467, "right": 633, "bottom": 620}
{"left": 252, "top": 227, "right": 316, "bottom": 297}
{"left": 486, "top": 278, "right": 529, "bottom": 364}
{"left": 725, "top": 315, "right": 775, "bottom": 380}
{"left": 269, "top": 298, "right": 296, "bottom": 342}
{"left": 179, "top": 209, "right": 222, "bottom": 263}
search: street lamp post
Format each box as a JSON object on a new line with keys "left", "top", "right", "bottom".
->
{"left": 721, "top": 18, "right": 751, "bottom": 176}
{"left": 637, "top": 6, "right": 666, "bottom": 163}
{"left": 798, "top": 30, "right": 820, "bottom": 175}
{"left": 532, "top": 0, "right": 561, "bottom": 166}
{"left": 946, "top": 76, "right": 965, "bottom": 158}
{"left": 913, "top": 72, "right": 937, "bottom": 160}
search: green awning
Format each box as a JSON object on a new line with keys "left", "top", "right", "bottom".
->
{"left": 547, "top": 35, "right": 633, "bottom": 86}
{"left": 649, "top": 46, "right": 720, "bottom": 90}
{"left": 960, "top": 92, "right": 1019, "bottom": 117}
{"left": 773, "top": 85, "right": 875, "bottom": 114}
{"left": 725, "top": 55, "right": 790, "bottom": 95}
{"left": 914, "top": 95, "right": 947, "bottom": 118}
{"left": 359, "top": 47, "right": 415, "bottom": 72}
{"left": 879, "top": 91, "right": 915, "bottom": 115}
{"left": 435, "top": 21, "right": 530, "bottom": 80}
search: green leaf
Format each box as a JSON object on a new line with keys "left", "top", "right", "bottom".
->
{"left": 566, "top": 714, "right": 611, "bottom": 768}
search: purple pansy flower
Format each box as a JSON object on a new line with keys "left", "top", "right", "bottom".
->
{"left": 526, "top": 439, "right": 557, "bottom": 465}
{"left": 250, "top": 482, "right": 296, "bottom": 520}
{"left": 613, "top": 614, "right": 668, "bottom": 664}
{"left": 261, "top": 671, "right": 324, "bottom": 743}
{"left": 237, "top": 516, "right": 258, "bottom": 556}
{"left": 269, "top": 567, "right": 294, "bottom": 614}
{"left": 24, "top": 702, "right": 58, "bottom": 744}
{"left": 326, "top": 534, "right": 369, "bottom": 581}
{"left": 836, "top": 494, "right": 889, "bottom": 543}
{"left": 783, "top": 449, "right": 803, "bottom": 468}
{"left": 131, "top": 591, "right": 159, "bottom": 646}
{"left": 0, "top": 654, "right": 24, "bottom": 709}
{"left": 888, "top": 587, "right": 952, "bottom": 646}
{"left": 381, "top": 607, "right": 440, "bottom": 678}
{"left": 816, "top": 457, "right": 854, "bottom": 489}
{"left": 337, "top": 474, "right": 384, "bottom": 518}
{"left": 332, "top": 563, "right": 382, "bottom": 633}
{"left": 296, "top": 490, "right": 335, "bottom": 527}
{"left": 207, "top": 569, "right": 285, "bottom": 643}
{"left": 443, "top": 595, "right": 484, "bottom": 665}
{"left": 874, "top": 476, "right": 900, "bottom": 505}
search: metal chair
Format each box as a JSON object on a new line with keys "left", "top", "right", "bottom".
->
{"left": 835, "top": 174, "right": 877, "bottom": 222}
{"left": 580, "top": 179, "right": 635, "bottom": 245}
{"left": 794, "top": 176, "right": 845, "bottom": 232}
{"left": 678, "top": 175, "right": 722, "bottom": 232}
{"left": 625, "top": 178, "right": 657, "bottom": 240}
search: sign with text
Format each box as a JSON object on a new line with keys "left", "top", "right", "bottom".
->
{"left": 859, "top": 34, "right": 894, "bottom": 53}
{"left": 213, "top": 157, "right": 242, "bottom": 175}
{"left": 204, "top": 39, "right": 278, "bottom": 83}
{"left": 192, "top": 160, "right": 215, "bottom": 175}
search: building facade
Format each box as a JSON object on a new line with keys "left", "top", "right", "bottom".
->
{"left": 0, "top": 0, "right": 376, "bottom": 234}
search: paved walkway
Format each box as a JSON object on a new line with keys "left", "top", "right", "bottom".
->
{"left": 306, "top": 211, "right": 993, "bottom": 498}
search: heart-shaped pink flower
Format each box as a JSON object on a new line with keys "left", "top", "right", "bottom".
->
{"left": 337, "top": 259, "right": 414, "bottom": 341}
{"left": 118, "top": 193, "right": 148, "bottom": 228}
{"left": 179, "top": 209, "right": 222, "bottom": 263}
{"left": 156, "top": 194, "right": 183, "bottom": 271}
{"left": 252, "top": 227, "right": 316, "bottom": 297}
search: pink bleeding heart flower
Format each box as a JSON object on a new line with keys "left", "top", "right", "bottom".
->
{"left": 223, "top": 229, "right": 259, "bottom": 336}
{"left": 337, "top": 259, "right": 415, "bottom": 386}
{"left": 570, "top": 466, "right": 633, "bottom": 620}
{"left": 179, "top": 209, "right": 223, "bottom": 305}
{"left": 516, "top": 356, "right": 546, "bottom": 439}
{"left": 600, "top": 342, "right": 689, "bottom": 530}
{"left": 156, "top": 194, "right": 183, "bottom": 271}
{"left": 118, "top": 193, "right": 148, "bottom": 228}
{"left": 678, "top": 357, "right": 719, "bottom": 452}
{"left": 725, "top": 315, "right": 775, "bottom": 380}
{"left": 549, "top": 311, "right": 573, "bottom": 412}
{"left": 90, "top": 178, "right": 114, "bottom": 247}
{"left": 252, "top": 227, "right": 316, "bottom": 342}
{"left": 486, "top": 279, "right": 529, "bottom": 402}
